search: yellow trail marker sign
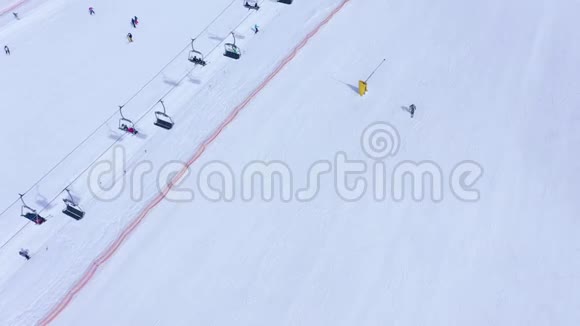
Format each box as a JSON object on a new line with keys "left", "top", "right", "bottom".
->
{"left": 358, "top": 80, "right": 368, "bottom": 96}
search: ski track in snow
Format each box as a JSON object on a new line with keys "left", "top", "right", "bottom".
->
{"left": 38, "top": 0, "right": 351, "bottom": 324}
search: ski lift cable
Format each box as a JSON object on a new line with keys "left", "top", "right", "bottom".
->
{"left": 6, "top": 0, "right": 263, "bottom": 217}
{"left": 120, "top": 0, "right": 239, "bottom": 107}
{"left": 0, "top": 0, "right": 267, "bottom": 252}
{"left": 0, "top": 0, "right": 243, "bottom": 221}
{"left": 134, "top": 3, "right": 264, "bottom": 125}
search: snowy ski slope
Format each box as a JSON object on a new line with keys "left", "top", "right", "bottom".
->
{"left": 1, "top": 0, "right": 580, "bottom": 325}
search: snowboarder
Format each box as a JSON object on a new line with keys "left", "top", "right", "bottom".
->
{"left": 131, "top": 17, "right": 136, "bottom": 28}
{"left": 89, "top": 7, "right": 95, "bottom": 15}
{"left": 12, "top": 12, "right": 19, "bottom": 20}
{"left": 253, "top": 24, "right": 259, "bottom": 34}
{"left": 409, "top": 104, "right": 416, "bottom": 118}
{"left": 4, "top": 45, "right": 10, "bottom": 55}
{"left": 19, "top": 249, "right": 30, "bottom": 260}
{"left": 127, "top": 33, "right": 133, "bottom": 42}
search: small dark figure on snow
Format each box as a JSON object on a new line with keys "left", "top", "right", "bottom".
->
{"left": 253, "top": 24, "right": 259, "bottom": 34}
{"left": 19, "top": 249, "right": 30, "bottom": 260}
{"left": 131, "top": 17, "right": 136, "bottom": 28}
{"left": 409, "top": 104, "right": 416, "bottom": 118}
{"left": 89, "top": 7, "right": 95, "bottom": 15}
{"left": 127, "top": 33, "right": 133, "bottom": 42}
{"left": 134, "top": 16, "right": 139, "bottom": 25}
{"left": 4, "top": 45, "right": 10, "bottom": 55}
{"left": 13, "top": 12, "right": 19, "bottom": 20}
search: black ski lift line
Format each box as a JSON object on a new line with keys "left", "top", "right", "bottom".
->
{"left": 153, "top": 100, "right": 174, "bottom": 130}
{"left": 188, "top": 38, "right": 207, "bottom": 66}
{"left": 62, "top": 188, "right": 85, "bottom": 220}
{"left": 118, "top": 106, "right": 138, "bottom": 135}
{"left": 244, "top": 0, "right": 260, "bottom": 10}
{"left": 19, "top": 193, "right": 47, "bottom": 225}
{"left": 224, "top": 32, "right": 241, "bottom": 60}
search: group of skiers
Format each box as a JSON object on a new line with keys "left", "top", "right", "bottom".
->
{"left": 86, "top": 7, "right": 138, "bottom": 42}
{"left": 127, "top": 16, "right": 139, "bottom": 42}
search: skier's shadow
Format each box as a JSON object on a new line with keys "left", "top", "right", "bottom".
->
{"left": 401, "top": 106, "right": 412, "bottom": 114}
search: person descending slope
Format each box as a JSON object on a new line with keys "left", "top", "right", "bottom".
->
{"left": 409, "top": 104, "right": 416, "bottom": 118}
{"left": 4, "top": 45, "right": 10, "bottom": 55}
{"left": 253, "top": 24, "right": 259, "bottom": 34}
{"left": 131, "top": 17, "right": 136, "bottom": 28}
{"left": 89, "top": 7, "right": 95, "bottom": 15}
{"left": 134, "top": 16, "right": 139, "bottom": 25}
{"left": 127, "top": 33, "right": 133, "bottom": 42}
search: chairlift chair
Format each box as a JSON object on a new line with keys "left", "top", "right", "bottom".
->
{"left": 278, "top": 0, "right": 293, "bottom": 4}
{"left": 118, "top": 106, "right": 138, "bottom": 135}
{"left": 153, "top": 100, "right": 174, "bottom": 130}
{"left": 188, "top": 39, "right": 207, "bottom": 66}
{"left": 224, "top": 32, "right": 241, "bottom": 60}
{"left": 62, "top": 189, "right": 85, "bottom": 220}
{"left": 19, "top": 194, "right": 46, "bottom": 225}
{"left": 244, "top": 0, "right": 260, "bottom": 10}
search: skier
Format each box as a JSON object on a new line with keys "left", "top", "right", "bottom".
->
{"left": 134, "top": 16, "right": 139, "bottom": 25}
{"left": 12, "top": 12, "right": 19, "bottom": 20}
{"left": 4, "top": 45, "right": 10, "bottom": 55}
{"left": 131, "top": 17, "right": 136, "bottom": 28}
{"left": 19, "top": 249, "right": 30, "bottom": 260}
{"left": 127, "top": 33, "right": 133, "bottom": 42}
{"left": 409, "top": 104, "right": 416, "bottom": 118}
{"left": 253, "top": 24, "right": 259, "bottom": 34}
{"left": 89, "top": 7, "right": 95, "bottom": 15}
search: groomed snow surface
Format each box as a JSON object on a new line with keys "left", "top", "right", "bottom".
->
{"left": 1, "top": 0, "right": 579, "bottom": 325}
